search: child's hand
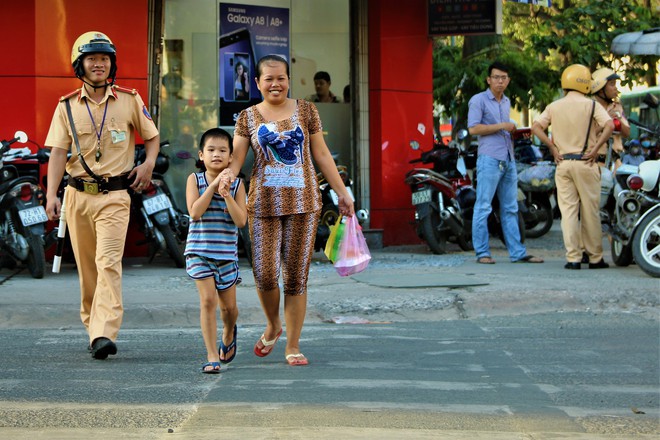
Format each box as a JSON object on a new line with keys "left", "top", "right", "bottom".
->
{"left": 218, "top": 185, "right": 230, "bottom": 198}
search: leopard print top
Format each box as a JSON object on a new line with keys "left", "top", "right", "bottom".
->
{"left": 234, "top": 99, "right": 323, "bottom": 217}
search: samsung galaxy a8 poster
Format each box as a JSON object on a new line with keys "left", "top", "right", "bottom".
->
{"left": 219, "top": 3, "right": 290, "bottom": 127}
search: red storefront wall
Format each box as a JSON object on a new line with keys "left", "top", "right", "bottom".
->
{"left": 368, "top": 0, "right": 434, "bottom": 246}
{"left": 1, "top": 0, "right": 435, "bottom": 251}
{"left": 0, "top": 0, "right": 151, "bottom": 256}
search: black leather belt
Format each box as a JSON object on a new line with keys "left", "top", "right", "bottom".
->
{"left": 68, "top": 175, "right": 130, "bottom": 195}
{"left": 562, "top": 154, "right": 585, "bottom": 160}
{"left": 564, "top": 153, "right": 620, "bottom": 162}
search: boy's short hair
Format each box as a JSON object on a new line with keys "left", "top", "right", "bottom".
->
{"left": 199, "top": 128, "right": 233, "bottom": 153}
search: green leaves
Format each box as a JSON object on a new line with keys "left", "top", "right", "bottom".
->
{"left": 433, "top": 0, "right": 660, "bottom": 125}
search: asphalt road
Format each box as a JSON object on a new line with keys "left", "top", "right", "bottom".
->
{"left": 0, "top": 224, "right": 658, "bottom": 439}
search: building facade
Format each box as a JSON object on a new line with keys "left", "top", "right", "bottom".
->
{"left": 0, "top": 0, "right": 434, "bottom": 253}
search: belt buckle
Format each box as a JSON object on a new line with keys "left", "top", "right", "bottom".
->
{"left": 83, "top": 181, "right": 99, "bottom": 195}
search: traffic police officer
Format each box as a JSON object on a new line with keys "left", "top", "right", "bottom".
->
{"left": 45, "top": 31, "right": 160, "bottom": 359}
{"left": 590, "top": 67, "right": 630, "bottom": 165}
{"left": 532, "top": 64, "right": 614, "bottom": 270}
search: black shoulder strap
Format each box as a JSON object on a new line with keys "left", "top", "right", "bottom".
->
{"left": 582, "top": 101, "right": 596, "bottom": 154}
{"left": 64, "top": 98, "right": 103, "bottom": 182}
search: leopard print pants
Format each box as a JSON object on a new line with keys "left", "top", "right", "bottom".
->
{"left": 249, "top": 211, "right": 320, "bottom": 296}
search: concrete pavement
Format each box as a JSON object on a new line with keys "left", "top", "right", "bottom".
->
{"left": 0, "top": 225, "right": 659, "bottom": 439}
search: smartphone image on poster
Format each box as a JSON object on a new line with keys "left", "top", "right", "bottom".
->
{"left": 219, "top": 28, "right": 255, "bottom": 102}
{"left": 220, "top": 52, "right": 234, "bottom": 102}
{"left": 233, "top": 52, "right": 250, "bottom": 102}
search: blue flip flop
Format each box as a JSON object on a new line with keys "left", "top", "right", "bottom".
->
{"left": 201, "top": 361, "right": 220, "bottom": 374}
{"left": 219, "top": 324, "right": 237, "bottom": 364}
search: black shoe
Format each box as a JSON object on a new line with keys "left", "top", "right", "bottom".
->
{"left": 589, "top": 259, "right": 609, "bottom": 269}
{"left": 581, "top": 252, "right": 589, "bottom": 264}
{"left": 91, "top": 337, "right": 117, "bottom": 360}
{"left": 564, "top": 262, "right": 581, "bottom": 270}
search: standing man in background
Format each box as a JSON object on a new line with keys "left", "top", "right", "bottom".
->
{"left": 45, "top": 31, "right": 160, "bottom": 360}
{"left": 468, "top": 61, "right": 543, "bottom": 265}
{"left": 590, "top": 67, "right": 629, "bottom": 166}
{"left": 532, "top": 64, "right": 614, "bottom": 270}
{"left": 305, "top": 71, "right": 341, "bottom": 103}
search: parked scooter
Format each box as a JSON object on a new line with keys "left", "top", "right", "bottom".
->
{"left": 314, "top": 152, "right": 369, "bottom": 252}
{"left": 406, "top": 129, "right": 525, "bottom": 254}
{"left": 0, "top": 131, "right": 48, "bottom": 278}
{"left": 405, "top": 130, "right": 476, "bottom": 254}
{"left": 513, "top": 128, "right": 556, "bottom": 238}
{"left": 132, "top": 140, "right": 189, "bottom": 268}
{"left": 605, "top": 98, "right": 660, "bottom": 278}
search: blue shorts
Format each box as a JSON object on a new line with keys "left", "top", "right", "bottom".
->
{"left": 185, "top": 255, "right": 241, "bottom": 291}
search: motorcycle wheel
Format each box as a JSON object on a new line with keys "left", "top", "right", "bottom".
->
{"left": 524, "top": 197, "right": 553, "bottom": 239}
{"left": 631, "top": 212, "right": 660, "bottom": 278}
{"left": 156, "top": 223, "right": 185, "bottom": 268}
{"left": 320, "top": 203, "right": 340, "bottom": 227}
{"left": 421, "top": 211, "right": 448, "bottom": 254}
{"left": 610, "top": 237, "right": 633, "bottom": 267}
{"left": 25, "top": 234, "right": 45, "bottom": 279}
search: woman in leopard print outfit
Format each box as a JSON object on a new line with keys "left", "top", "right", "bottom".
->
{"left": 223, "top": 55, "right": 354, "bottom": 366}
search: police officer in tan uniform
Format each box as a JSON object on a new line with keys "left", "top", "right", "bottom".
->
{"left": 532, "top": 65, "right": 614, "bottom": 270}
{"left": 591, "top": 67, "right": 630, "bottom": 165}
{"left": 45, "top": 31, "right": 160, "bottom": 359}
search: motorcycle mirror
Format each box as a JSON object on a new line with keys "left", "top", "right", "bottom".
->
{"left": 643, "top": 93, "right": 659, "bottom": 109}
{"left": 36, "top": 149, "right": 51, "bottom": 163}
{"left": 14, "top": 131, "right": 28, "bottom": 143}
{"left": 457, "top": 129, "right": 469, "bottom": 141}
{"left": 456, "top": 156, "right": 467, "bottom": 177}
{"left": 176, "top": 151, "right": 193, "bottom": 160}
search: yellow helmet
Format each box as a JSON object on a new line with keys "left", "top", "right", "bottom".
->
{"left": 70, "top": 31, "right": 117, "bottom": 82}
{"left": 590, "top": 68, "right": 620, "bottom": 94}
{"left": 560, "top": 64, "right": 591, "bottom": 94}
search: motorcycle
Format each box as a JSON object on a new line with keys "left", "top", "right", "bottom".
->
{"left": 314, "top": 152, "right": 369, "bottom": 252}
{"left": 132, "top": 140, "right": 189, "bottom": 268}
{"left": 404, "top": 130, "right": 476, "bottom": 254}
{"left": 406, "top": 129, "right": 526, "bottom": 254}
{"left": 513, "top": 128, "right": 556, "bottom": 238}
{"left": 606, "top": 94, "right": 660, "bottom": 278}
{"left": 0, "top": 131, "right": 48, "bottom": 278}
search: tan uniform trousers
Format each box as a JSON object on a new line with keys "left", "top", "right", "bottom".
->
{"left": 64, "top": 188, "right": 131, "bottom": 343}
{"left": 555, "top": 160, "right": 602, "bottom": 263}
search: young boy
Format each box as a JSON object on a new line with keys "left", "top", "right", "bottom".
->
{"left": 184, "top": 128, "right": 247, "bottom": 373}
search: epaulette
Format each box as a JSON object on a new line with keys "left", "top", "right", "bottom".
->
{"left": 112, "top": 85, "right": 138, "bottom": 95}
{"left": 59, "top": 89, "right": 81, "bottom": 102}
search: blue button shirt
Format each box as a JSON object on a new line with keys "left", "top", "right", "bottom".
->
{"left": 467, "top": 88, "right": 514, "bottom": 161}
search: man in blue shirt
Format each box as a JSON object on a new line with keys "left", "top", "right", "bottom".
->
{"left": 467, "top": 61, "right": 543, "bottom": 264}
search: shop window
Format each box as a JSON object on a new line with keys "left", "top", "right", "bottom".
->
{"left": 162, "top": 0, "right": 350, "bottom": 209}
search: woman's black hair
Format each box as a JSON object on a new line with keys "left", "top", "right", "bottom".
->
{"left": 256, "top": 55, "right": 289, "bottom": 79}
{"left": 196, "top": 127, "right": 233, "bottom": 170}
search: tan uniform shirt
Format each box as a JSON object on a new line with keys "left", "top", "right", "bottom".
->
{"left": 45, "top": 85, "right": 159, "bottom": 179}
{"left": 534, "top": 91, "right": 612, "bottom": 155}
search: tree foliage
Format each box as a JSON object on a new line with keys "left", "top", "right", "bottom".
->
{"left": 433, "top": 0, "right": 660, "bottom": 127}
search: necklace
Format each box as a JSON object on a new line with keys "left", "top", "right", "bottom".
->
{"left": 84, "top": 99, "right": 109, "bottom": 162}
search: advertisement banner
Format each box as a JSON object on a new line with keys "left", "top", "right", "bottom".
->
{"left": 428, "top": 0, "right": 502, "bottom": 37}
{"left": 219, "top": 3, "right": 290, "bottom": 127}
{"left": 506, "top": 0, "right": 551, "bottom": 6}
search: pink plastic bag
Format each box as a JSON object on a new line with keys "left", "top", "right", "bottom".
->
{"left": 333, "top": 215, "right": 371, "bottom": 276}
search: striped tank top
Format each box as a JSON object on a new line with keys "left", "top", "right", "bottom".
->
{"left": 184, "top": 172, "right": 241, "bottom": 261}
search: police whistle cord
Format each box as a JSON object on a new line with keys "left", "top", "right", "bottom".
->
{"left": 52, "top": 188, "right": 67, "bottom": 273}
